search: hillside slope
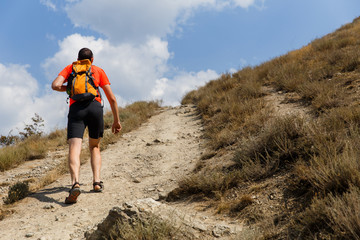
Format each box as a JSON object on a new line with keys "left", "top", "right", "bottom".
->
{"left": 177, "top": 16, "right": 360, "bottom": 239}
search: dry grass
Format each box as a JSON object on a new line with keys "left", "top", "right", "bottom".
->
{"left": 0, "top": 136, "right": 48, "bottom": 171}
{"left": 183, "top": 72, "right": 268, "bottom": 150}
{"left": 176, "top": 16, "right": 360, "bottom": 239}
{"left": 233, "top": 116, "right": 310, "bottom": 180}
{"left": 291, "top": 185, "right": 360, "bottom": 239}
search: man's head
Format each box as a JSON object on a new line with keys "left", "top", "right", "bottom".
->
{"left": 78, "top": 48, "right": 93, "bottom": 62}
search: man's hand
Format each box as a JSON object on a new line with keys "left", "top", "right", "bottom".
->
{"left": 112, "top": 121, "right": 122, "bottom": 134}
{"left": 52, "top": 76, "right": 67, "bottom": 92}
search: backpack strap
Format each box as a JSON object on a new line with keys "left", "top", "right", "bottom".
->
{"left": 87, "top": 67, "right": 104, "bottom": 108}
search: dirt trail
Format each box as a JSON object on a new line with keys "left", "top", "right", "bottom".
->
{"left": 0, "top": 105, "right": 209, "bottom": 240}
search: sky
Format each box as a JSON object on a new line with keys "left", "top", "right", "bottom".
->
{"left": 0, "top": 0, "right": 359, "bottom": 135}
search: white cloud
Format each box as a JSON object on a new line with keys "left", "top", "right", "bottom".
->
{"left": 0, "top": 63, "right": 68, "bottom": 135}
{"left": 46, "top": 33, "right": 56, "bottom": 41}
{"left": 40, "top": 0, "right": 57, "bottom": 11}
{"left": 232, "top": 0, "right": 256, "bottom": 8}
{"left": 64, "top": 0, "right": 263, "bottom": 44}
{"left": 42, "top": 34, "right": 171, "bottom": 101}
{"left": 42, "top": 34, "right": 106, "bottom": 80}
{"left": 151, "top": 70, "right": 219, "bottom": 106}
{"left": 42, "top": 33, "right": 219, "bottom": 107}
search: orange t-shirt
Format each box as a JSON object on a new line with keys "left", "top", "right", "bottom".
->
{"left": 58, "top": 64, "right": 110, "bottom": 106}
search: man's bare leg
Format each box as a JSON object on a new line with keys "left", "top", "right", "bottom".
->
{"left": 65, "top": 138, "right": 82, "bottom": 204}
{"left": 68, "top": 138, "right": 82, "bottom": 186}
{"left": 89, "top": 138, "right": 102, "bottom": 191}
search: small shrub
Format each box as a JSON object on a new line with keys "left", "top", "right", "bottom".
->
{"left": 341, "top": 51, "right": 360, "bottom": 72}
{"left": 0, "top": 132, "right": 19, "bottom": 146}
{"left": 290, "top": 195, "right": 332, "bottom": 239}
{"left": 19, "top": 113, "right": 45, "bottom": 139}
{"left": 167, "top": 169, "right": 242, "bottom": 200}
{"left": 298, "top": 79, "right": 347, "bottom": 112}
{"left": 291, "top": 186, "right": 360, "bottom": 239}
{"left": 270, "top": 61, "right": 308, "bottom": 92}
{"left": 233, "top": 116, "right": 310, "bottom": 180}
{"left": 297, "top": 139, "right": 360, "bottom": 195}
{"left": 312, "top": 37, "right": 335, "bottom": 52}
{"left": 326, "top": 185, "right": 360, "bottom": 239}
{"left": 4, "top": 182, "right": 29, "bottom": 204}
{"left": 181, "top": 89, "right": 199, "bottom": 105}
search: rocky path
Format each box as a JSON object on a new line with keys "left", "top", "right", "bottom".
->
{"left": 0, "top": 105, "right": 216, "bottom": 240}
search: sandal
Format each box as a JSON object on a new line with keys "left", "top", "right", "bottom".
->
{"left": 93, "top": 181, "right": 104, "bottom": 192}
{"left": 65, "top": 182, "right": 81, "bottom": 204}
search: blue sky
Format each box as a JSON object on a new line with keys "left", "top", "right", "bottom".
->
{"left": 0, "top": 0, "right": 359, "bottom": 135}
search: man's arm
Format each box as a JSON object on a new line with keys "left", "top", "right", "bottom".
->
{"left": 52, "top": 75, "right": 67, "bottom": 92}
{"left": 102, "top": 84, "right": 122, "bottom": 134}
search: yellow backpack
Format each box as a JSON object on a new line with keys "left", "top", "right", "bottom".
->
{"left": 66, "top": 59, "right": 100, "bottom": 102}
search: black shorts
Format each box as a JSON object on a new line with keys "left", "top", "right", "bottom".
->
{"left": 67, "top": 100, "right": 104, "bottom": 139}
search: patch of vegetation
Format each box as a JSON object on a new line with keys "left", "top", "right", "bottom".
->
{"left": 175, "top": 16, "right": 360, "bottom": 239}
{"left": 4, "top": 182, "right": 29, "bottom": 204}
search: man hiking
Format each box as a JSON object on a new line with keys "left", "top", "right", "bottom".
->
{"left": 51, "top": 48, "right": 122, "bottom": 204}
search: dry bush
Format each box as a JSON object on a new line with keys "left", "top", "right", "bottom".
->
{"left": 233, "top": 116, "right": 310, "bottom": 180}
{"left": 205, "top": 97, "right": 267, "bottom": 149}
{"left": 312, "top": 37, "right": 335, "bottom": 52}
{"left": 183, "top": 71, "right": 267, "bottom": 150}
{"left": 321, "top": 106, "right": 360, "bottom": 130}
{"left": 291, "top": 107, "right": 360, "bottom": 195}
{"left": 181, "top": 89, "right": 199, "bottom": 105}
{"left": 291, "top": 186, "right": 360, "bottom": 239}
{"left": 4, "top": 182, "right": 29, "bottom": 204}
{"left": 326, "top": 185, "right": 360, "bottom": 239}
{"left": 298, "top": 78, "right": 347, "bottom": 113}
{"left": 290, "top": 195, "right": 333, "bottom": 239}
{"left": 296, "top": 135, "right": 360, "bottom": 196}
{"left": 167, "top": 168, "right": 242, "bottom": 200}
{"left": 269, "top": 60, "right": 309, "bottom": 92}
